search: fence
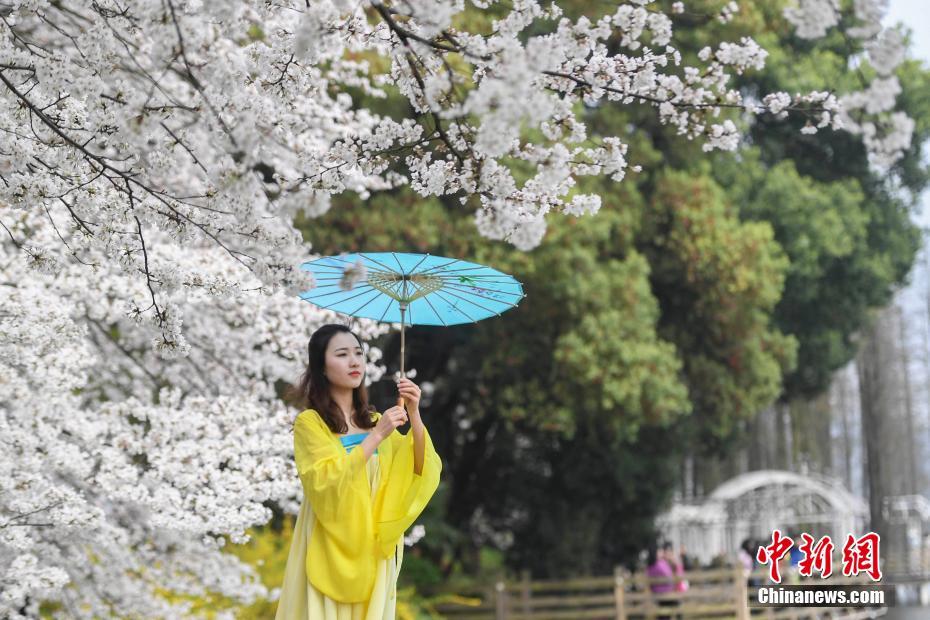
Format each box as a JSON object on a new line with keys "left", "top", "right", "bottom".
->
{"left": 434, "top": 566, "right": 884, "bottom": 619}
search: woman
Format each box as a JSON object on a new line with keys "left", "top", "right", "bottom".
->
{"left": 646, "top": 541, "right": 675, "bottom": 595}
{"left": 646, "top": 540, "right": 682, "bottom": 620}
{"left": 275, "top": 324, "right": 442, "bottom": 619}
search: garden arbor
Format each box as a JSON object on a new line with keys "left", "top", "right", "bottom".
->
{"left": 657, "top": 470, "right": 869, "bottom": 565}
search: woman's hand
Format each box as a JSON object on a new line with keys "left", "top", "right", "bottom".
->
{"left": 374, "top": 405, "right": 408, "bottom": 440}
{"left": 396, "top": 377, "right": 422, "bottom": 412}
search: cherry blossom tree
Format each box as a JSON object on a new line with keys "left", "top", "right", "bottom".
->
{"left": 0, "top": 0, "right": 913, "bottom": 616}
{"left": 1, "top": 207, "right": 394, "bottom": 617}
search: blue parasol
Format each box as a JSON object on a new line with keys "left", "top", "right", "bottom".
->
{"left": 298, "top": 252, "right": 525, "bottom": 407}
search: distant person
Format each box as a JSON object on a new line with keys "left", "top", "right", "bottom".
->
{"left": 647, "top": 540, "right": 680, "bottom": 619}
{"left": 647, "top": 541, "right": 675, "bottom": 594}
{"left": 679, "top": 544, "right": 696, "bottom": 572}
{"left": 663, "top": 541, "right": 689, "bottom": 592}
{"left": 738, "top": 538, "right": 760, "bottom": 587}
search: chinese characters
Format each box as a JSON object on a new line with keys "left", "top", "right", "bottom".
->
{"left": 755, "top": 531, "right": 881, "bottom": 583}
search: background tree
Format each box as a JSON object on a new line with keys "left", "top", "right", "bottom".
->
{"left": 690, "top": 4, "right": 930, "bottom": 495}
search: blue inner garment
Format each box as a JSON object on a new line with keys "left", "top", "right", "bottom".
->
{"left": 339, "top": 432, "right": 376, "bottom": 454}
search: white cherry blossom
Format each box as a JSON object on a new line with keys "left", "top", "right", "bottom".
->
{"left": 782, "top": 0, "right": 912, "bottom": 172}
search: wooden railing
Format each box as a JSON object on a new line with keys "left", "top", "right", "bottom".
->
{"left": 433, "top": 566, "right": 885, "bottom": 619}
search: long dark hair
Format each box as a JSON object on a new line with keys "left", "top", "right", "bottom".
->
{"left": 285, "top": 323, "right": 376, "bottom": 434}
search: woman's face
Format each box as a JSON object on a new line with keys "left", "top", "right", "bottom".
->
{"left": 324, "top": 331, "right": 365, "bottom": 389}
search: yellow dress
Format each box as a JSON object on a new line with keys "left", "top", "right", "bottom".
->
{"left": 275, "top": 410, "right": 442, "bottom": 620}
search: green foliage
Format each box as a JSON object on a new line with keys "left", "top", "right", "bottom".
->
{"left": 644, "top": 171, "right": 797, "bottom": 442}
{"left": 713, "top": 2, "right": 930, "bottom": 399}
{"left": 548, "top": 249, "right": 690, "bottom": 438}
{"left": 713, "top": 151, "right": 900, "bottom": 398}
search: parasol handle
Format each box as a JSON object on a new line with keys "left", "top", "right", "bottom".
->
{"left": 397, "top": 303, "right": 407, "bottom": 412}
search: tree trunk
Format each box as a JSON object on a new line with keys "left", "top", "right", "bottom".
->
{"left": 856, "top": 308, "right": 893, "bottom": 538}
{"left": 895, "top": 305, "right": 918, "bottom": 494}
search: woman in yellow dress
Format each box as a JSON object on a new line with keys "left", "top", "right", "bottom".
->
{"left": 276, "top": 324, "right": 442, "bottom": 619}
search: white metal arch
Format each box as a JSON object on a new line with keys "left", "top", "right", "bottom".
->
{"left": 708, "top": 469, "right": 868, "bottom": 516}
{"left": 658, "top": 470, "right": 869, "bottom": 565}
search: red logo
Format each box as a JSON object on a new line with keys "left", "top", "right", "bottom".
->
{"left": 757, "top": 531, "right": 882, "bottom": 583}
{"left": 798, "top": 533, "right": 834, "bottom": 578}
{"left": 841, "top": 533, "right": 882, "bottom": 581}
{"left": 756, "top": 529, "right": 794, "bottom": 584}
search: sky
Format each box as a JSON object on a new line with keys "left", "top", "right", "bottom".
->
{"left": 887, "top": 0, "right": 930, "bottom": 63}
